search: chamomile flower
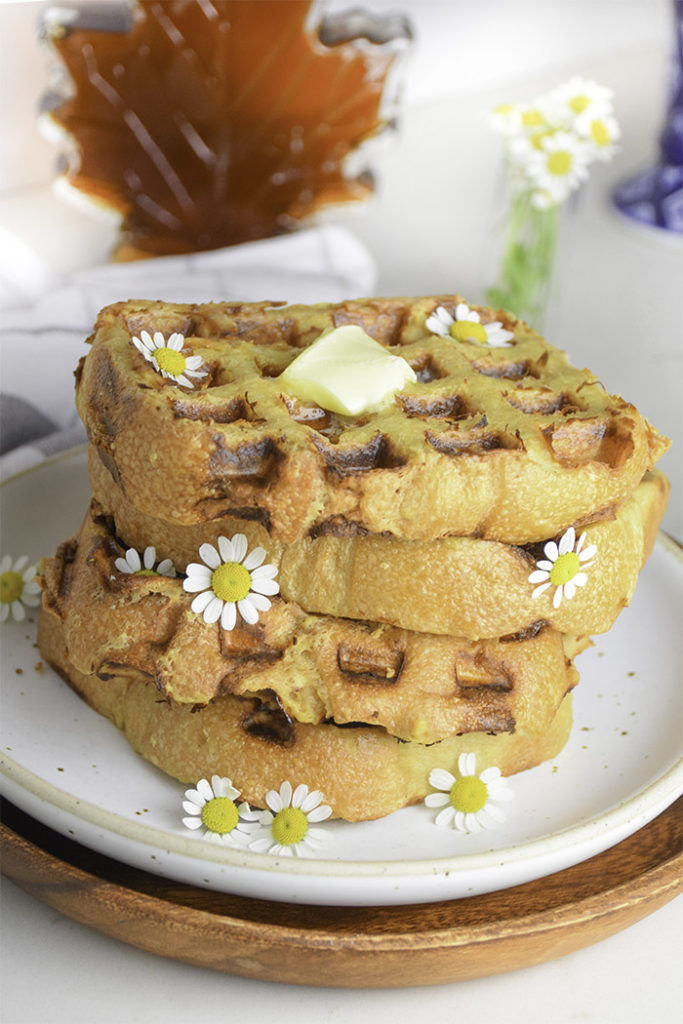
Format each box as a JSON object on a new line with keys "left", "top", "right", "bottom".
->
{"left": 131, "top": 330, "right": 206, "bottom": 388}
{"left": 425, "top": 753, "right": 514, "bottom": 832}
{"left": 426, "top": 303, "right": 514, "bottom": 347}
{"left": 491, "top": 102, "right": 524, "bottom": 136}
{"left": 0, "top": 555, "right": 41, "bottom": 622}
{"left": 114, "top": 545, "right": 175, "bottom": 578}
{"left": 526, "top": 131, "right": 591, "bottom": 205}
{"left": 183, "top": 534, "right": 279, "bottom": 631}
{"left": 247, "top": 781, "right": 332, "bottom": 857}
{"left": 528, "top": 526, "right": 597, "bottom": 608}
{"left": 181, "top": 775, "right": 250, "bottom": 845}
{"left": 548, "top": 76, "right": 614, "bottom": 123}
{"left": 575, "top": 109, "right": 621, "bottom": 161}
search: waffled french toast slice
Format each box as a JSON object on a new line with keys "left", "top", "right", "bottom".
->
{"left": 39, "top": 503, "right": 584, "bottom": 744}
{"left": 90, "top": 450, "right": 668, "bottom": 640}
{"left": 76, "top": 297, "right": 669, "bottom": 544}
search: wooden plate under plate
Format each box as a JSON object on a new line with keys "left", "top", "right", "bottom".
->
{"left": 1, "top": 798, "right": 681, "bottom": 988}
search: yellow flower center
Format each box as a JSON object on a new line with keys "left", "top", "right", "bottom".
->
{"left": 153, "top": 346, "right": 187, "bottom": 376}
{"left": 271, "top": 807, "right": 308, "bottom": 846}
{"left": 0, "top": 570, "right": 24, "bottom": 604}
{"left": 590, "top": 119, "right": 611, "bottom": 147}
{"left": 569, "top": 94, "right": 590, "bottom": 114}
{"left": 134, "top": 568, "right": 157, "bottom": 577}
{"left": 450, "top": 320, "right": 488, "bottom": 345}
{"left": 549, "top": 551, "right": 581, "bottom": 586}
{"left": 450, "top": 776, "right": 488, "bottom": 814}
{"left": 200, "top": 796, "right": 239, "bottom": 834}
{"left": 522, "top": 108, "right": 544, "bottom": 127}
{"left": 547, "top": 150, "right": 573, "bottom": 176}
{"left": 211, "top": 562, "right": 252, "bottom": 603}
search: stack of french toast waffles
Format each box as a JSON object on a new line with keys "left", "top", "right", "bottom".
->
{"left": 38, "top": 296, "right": 670, "bottom": 821}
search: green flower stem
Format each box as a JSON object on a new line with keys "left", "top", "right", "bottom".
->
{"left": 486, "top": 193, "right": 560, "bottom": 328}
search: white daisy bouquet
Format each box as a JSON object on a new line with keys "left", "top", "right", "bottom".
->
{"left": 487, "top": 76, "right": 620, "bottom": 326}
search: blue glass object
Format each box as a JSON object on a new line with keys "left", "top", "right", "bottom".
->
{"left": 613, "top": 0, "right": 683, "bottom": 232}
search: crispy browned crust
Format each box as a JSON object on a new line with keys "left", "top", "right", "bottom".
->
{"left": 90, "top": 450, "right": 669, "bottom": 639}
{"left": 75, "top": 297, "right": 670, "bottom": 544}
{"left": 38, "top": 608, "right": 574, "bottom": 821}
{"left": 38, "top": 503, "right": 585, "bottom": 743}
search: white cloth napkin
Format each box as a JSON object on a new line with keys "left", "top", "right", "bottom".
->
{"left": 0, "top": 225, "right": 376, "bottom": 481}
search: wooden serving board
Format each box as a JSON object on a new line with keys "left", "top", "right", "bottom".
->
{"left": 1, "top": 798, "right": 681, "bottom": 988}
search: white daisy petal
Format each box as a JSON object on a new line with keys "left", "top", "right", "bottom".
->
{"left": 528, "top": 569, "right": 551, "bottom": 584}
{"left": 0, "top": 555, "right": 11, "bottom": 573}
{"left": 454, "top": 811, "right": 467, "bottom": 832}
{"left": 196, "top": 778, "right": 214, "bottom": 802}
{"left": 184, "top": 572, "right": 212, "bottom": 594}
{"left": 12, "top": 602, "right": 26, "bottom": 621}
{"left": 249, "top": 576, "right": 279, "bottom": 597}
{"left": 559, "top": 528, "right": 575, "bottom": 555}
{"left": 434, "top": 806, "right": 456, "bottom": 828}
{"left": 168, "top": 333, "right": 184, "bottom": 350}
{"left": 231, "top": 534, "right": 248, "bottom": 563}
{"left": 126, "top": 548, "right": 142, "bottom": 572}
{"left": 307, "top": 804, "right": 332, "bottom": 823}
{"left": 279, "top": 781, "right": 293, "bottom": 806}
{"left": 425, "top": 792, "right": 451, "bottom": 808}
{"left": 479, "top": 767, "right": 502, "bottom": 785}
{"left": 182, "top": 816, "right": 204, "bottom": 830}
{"left": 237, "top": 596, "right": 260, "bottom": 625}
{"left": 198, "top": 543, "right": 222, "bottom": 569}
{"left": 291, "top": 784, "right": 308, "bottom": 808}
{"left": 579, "top": 544, "right": 597, "bottom": 562}
{"left": 185, "top": 355, "right": 204, "bottom": 370}
{"left": 250, "top": 562, "right": 278, "bottom": 580}
{"left": 202, "top": 596, "right": 224, "bottom": 623}
{"left": 532, "top": 581, "right": 552, "bottom": 599}
{"left": 182, "top": 803, "right": 202, "bottom": 819}
{"left": 266, "top": 789, "right": 283, "bottom": 813}
{"left": 216, "top": 536, "right": 235, "bottom": 562}
{"left": 564, "top": 580, "right": 577, "bottom": 601}
{"left": 460, "top": 752, "right": 476, "bottom": 776}
{"left": 245, "top": 592, "right": 271, "bottom": 613}
{"left": 0, "top": 604, "right": 9, "bottom": 622}
{"left": 543, "top": 540, "right": 559, "bottom": 562}
{"left": 190, "top": 590, "right": 215, "bottom": 614}
{"left": 221, "top": 601, "right": 237, "bottom": 631}
{"left": 552, "top": 585, "right": 564, "bottom": 608}
{"left": 243, "top": 547, "right": 267, "bottom": 571}
{"left": 429, "top": 768, "right": 456, "bottom": 790}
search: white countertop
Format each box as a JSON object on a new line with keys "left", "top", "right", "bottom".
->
{"left": 1, "top": 3, "right": 681, "bottom": 1021}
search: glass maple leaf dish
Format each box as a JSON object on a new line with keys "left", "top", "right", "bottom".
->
{"left": 38, "top": 0, "right": 412, "bottom": 259}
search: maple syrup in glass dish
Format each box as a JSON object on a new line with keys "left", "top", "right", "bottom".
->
{"left": 39, "top": 0, "right": 412, "bottom": 259}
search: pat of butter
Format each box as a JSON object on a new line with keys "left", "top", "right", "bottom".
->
{"left": 278, "top": 325, "right": 416, "bottom": 416}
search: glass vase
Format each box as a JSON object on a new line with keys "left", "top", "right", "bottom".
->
{"left": 486, "top": 192, "right": 560, "bottom": 330}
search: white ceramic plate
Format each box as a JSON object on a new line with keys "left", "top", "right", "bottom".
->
{"left": 1, "top": 448, "right": 682, "bottom": 906}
